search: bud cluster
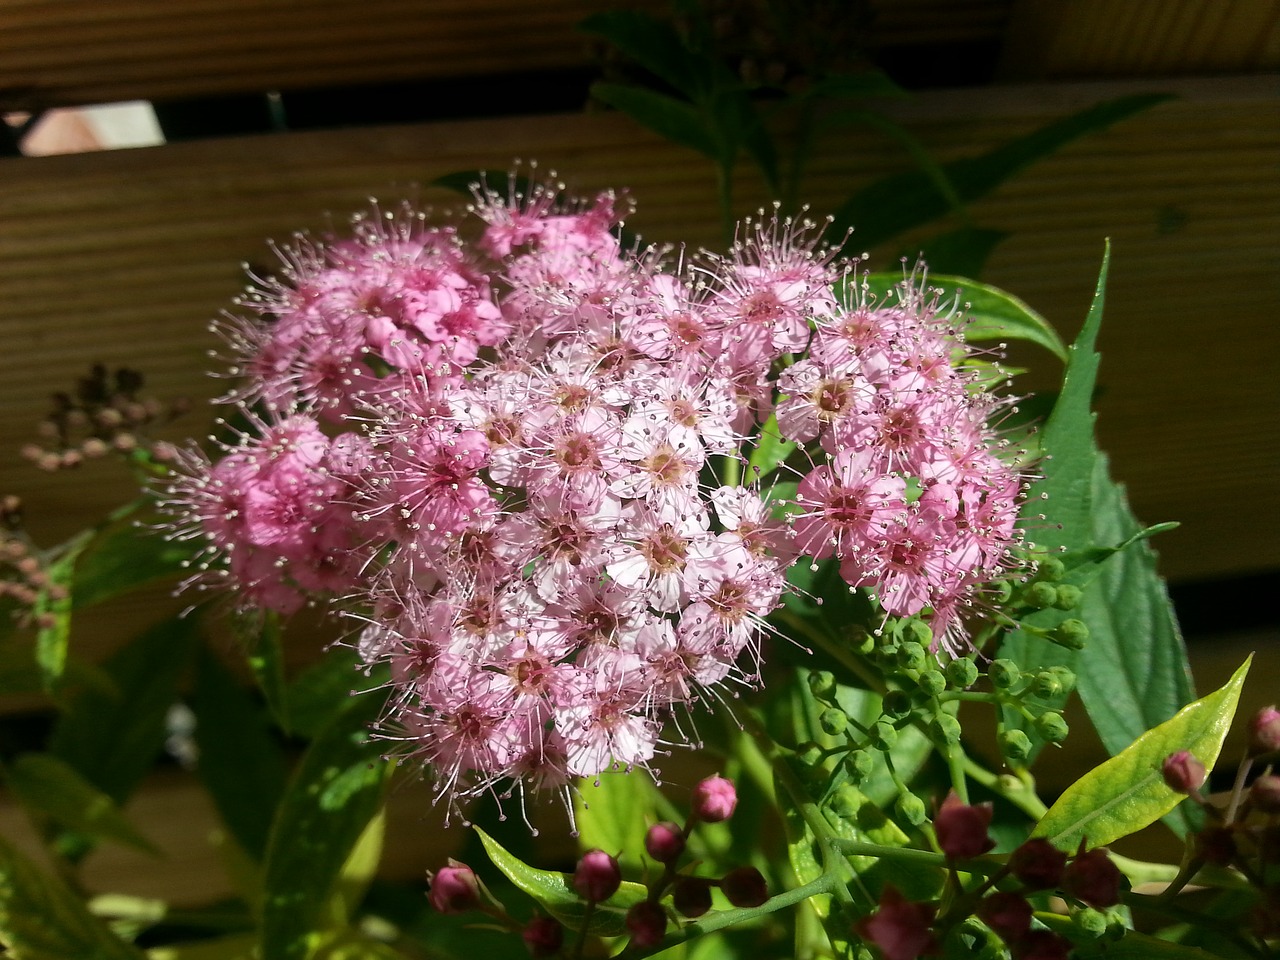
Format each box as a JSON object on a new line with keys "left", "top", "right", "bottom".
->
{"left": 0, "top": 496, "right": 64, "bottom": 631}
{"left": 19, "top": 364, "right": 187, "bottom": 472}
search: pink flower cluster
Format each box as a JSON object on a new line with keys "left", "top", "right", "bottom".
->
{"left": 164, "top": 173, "right": 1024, "bottom": 810}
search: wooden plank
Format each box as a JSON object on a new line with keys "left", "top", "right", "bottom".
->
{"left": 0, "top": 0, "right": 632, "bottom": 111}
{"left": 1001, "top": 0, "right": 1280, "bottom": 78}
{"left": 0, "top": 78, "right": 1275, "bottom": 607}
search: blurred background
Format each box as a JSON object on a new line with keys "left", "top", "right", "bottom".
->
{"left": 1, "top": 0, "right": 1277, "bottom": 905}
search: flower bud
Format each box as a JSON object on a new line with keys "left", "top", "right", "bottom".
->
{"left": 1009, "top": 838, "right": 1067, "bottom": 890}
{"left": 522, "top": 917, "right": 564, "bottom": 957}
{"left": 903, "top": 620, "right": 933, "bottom": 649}
{"left": 917, "top": 669, "right": 946, "bottom": 698}
{"left": 844, "top": 749, "right": 874, "bottom": 783}
{"left": 808, "top": 669, "right": 837, "bottom": 701}
{"left": 872, "top": 719, "right": 898, "bottom": 750}
{"left": 1026, "top": 581, "right": 1058, "bottom": 609}
{"left": 934, "top": 792, "right": 996, "bottom": 860}
{"left": 428, "top": 862, "right": 480, "bottom": 914}
{"left": 1033, "top": 556, "right": 1066, "bottom": 582}
{"left": 1034, "top": 712, "right": 1069, "bottom": 744}
{"left": 573, "top": 849, "right": 621, "bottom": 903}
{"left": 1250, "top": 774, "right": 1280, "bottom": 814}
{"left": 720, "top": 866, "right": 768, "bottom": 908}
{"left": 895, "top": 792, "right": 927, "bottom": 826}
{"left": 1250, "top": 705, "right": 1280, "bottom": 755}
{"left": 1197, "top": 825, "right": 1238, "bottom": 865}
{"left": 977, "top": 891, "right": 1032, "bottom": 941}
{"left": 1062, "top": 848, "right": 1123, "bottom": 908}
{"left": 1052, "top": 583, "right": 1083, "bottom": 610}
{"left": 854, "top": 886, "right": 936, "bottom": 960}
{"left": 691, "top": 775, "right": 738, "bottom": 823}
{"left": 819, "top": 706, "right": 848, "bottom": 736}
{"left": 932, "top": 713, "right": 962, "bottom": 745}
{"left": 999, "top": 729, "right": 1033, "bottom": 762}
{"left": 1050, "top": 618, "right": 1089, "bottom": 651}
{"left": 897, "top": 640, "right": 927, "bottom": 673}
{"left": 645, "top": 821, "right": 686, "bottom": 864}
{"left": 831, "top": 783, "right": 863, "bottom": 820}
{"left": 672, "top": 877, "right": 712, "bottom": 918}
{"left": 1161, "top": 750, "right": 1207, "bottom": 794}
{"left": 625, "top": 900, "right": 668, "bottom": 948}
{"left": 945, "top": 657, "right": 979, "bottom": 689}
{"left": 991, "top": 579, "right": 1014, "bottom": 604}
{"left": 1072, "top": 906, "right": 1108, "bottom": 940}
{"left": 881, "top": 689, "right": 912, "bottom": 719}
{"left": 989, "top": 659, "right": 1020, "bottom": 689}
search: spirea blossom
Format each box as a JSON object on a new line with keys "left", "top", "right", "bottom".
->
{"left": 161, "top": 172, "right": 1027, "bottom": 815}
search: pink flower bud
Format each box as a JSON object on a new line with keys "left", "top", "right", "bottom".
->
{"left": 853, "top": 886, "right": 937, "bottom": 960}
{"left": 1197, "top": 825, "right": 1238, "bottom": 865}
{"left": 1250, "top": 774, "right": 1280, "bottom": 814}
{"left": 644, "top": 821, "right": 686, "bottom": 864}
{"left": 1250, "top": 705, "right": 1280, "bottom": 754}
{"left": 573, "top": 849, "right": 621, "bottom": 903}
{"left": 719, "top": 866, "right": 768, "bottom": 908}
{"left": 1008, "top": 838, "right": 1068, "bottom": 891}
{"left": 933, "top": 791, "right": 995, "bottom": 860}
{"left": 1061, "top": 847, "right": 1123, "bottom": 908}
{"left": 522, "top": 917, "right": 564, "bottom": 958}
{"left": 691, "top": 775, "right": 737, "bottom": 823}
{"left": 625, "top": 900, "right": 668, "bottom": 948}
{"left": 977, "top": 891, "right": 1033, "bottom": 942}
{"left": 428, "top": 861, "right": 480, "bottom": 914}
{"left": 1162, "top": 750, "right": 1207, "bottom": 794}
{"left": 672, "top": 877, "right": 712, "bottom": 918}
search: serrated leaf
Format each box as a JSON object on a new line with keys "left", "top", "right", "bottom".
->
{"left": 475, "top": 827, "right": 647, "bottom": 938}
{"left": 49, "top": 617, "right": 197, "bottom": 805}
{"left": 591, "top": 82, "right": 723, "bottom": 162}
{"left": 858, "top": 272, "right": 1066, "bottom": 362}
{"left": 191, "top": 642, "right": 288, "bottom": 862}
{"left": 1033, "top": 657, "right": 1249, "bottom": 852}
{"left": 0, "top": 832, "right": 147, "bottom": 959}
{"left": 830, "top": 94, "right": 1171, "bottom": 251}
{"left": 260, "top": 692, "right": 392, "bottom": 960}
{"left": 574, "top": 769, "right": 663, "bottom": 874}
{"left": 5, "top": 754, "right": 160, "bottom": 857}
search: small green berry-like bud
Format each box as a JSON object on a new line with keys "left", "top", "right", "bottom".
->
{"left": 917, "top": 669, "right": 946, "bottom": 698}
{"left": 988, "top": 659, "right": 1021, "bottom": 689}
{"left": 1032, "top": 670, "right": 1064, "bottom": 699}
{"left": 844, "top": 750, "right": 874, "bottom": 783}
{"left": 882, "top": 689, "right": 913, "bottom": 719}
{"left": 1072, "top": 907, "right": 1108, "bottom": 940}
{"left": 903, "top": 619, "right": 933, "bottom": 648}
{"left": 808, "top": 669, "right": 837, "bottom": 701}
{"left": 1025, "top": 581, "right": 1059, "bottom": 609}
{"left": 1048, "top": 665, "right": 1077, "bottom": 695}
{"left": 1034, "top": 556, "right": 1066, "bottom": 582}
{"left": 819, "top": 707, "right": 848, "bottom": 737}
{"left": 932, "top": 713, "right": 962, "bottom": 745}
{"left": 1051, "top": 618, "right": 1090, "bottom": 650}
{"left": 849, "top": 624, "right": 875, "bottom": 655}
{"left": 897, "top": 641, "right": 927, "bottom": 673}
{"left": 1035, "top": 712, "right": 1070, "bottom": 744}
{"left": 831, "top": 783, "right": 863, "bottom": 819}
{"left": 871, "top": 719, "right": 898, "bottom": 750}
{"left": 999, "top": 728, "right": 1033, "bottom": 762}
{"left": 1053, "top": 583, "right": 1083, "bottom": 610}
{"left": 945, "top": 657, "right": 979, "bottom": 689}
{"left": 895, "top": 792, "right": 927, "bottom": 826}
{"left": 796, "top": 741, "right": 824, "bottom": 768}
{"left": 990, "top": 579, "right": 1014, "bottom": 604}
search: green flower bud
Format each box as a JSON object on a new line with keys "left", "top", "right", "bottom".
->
{"left": 1048, "top": 665, "right": 1077, "bottom": 696}
{"left": 1000, "top": 728, "right": 1033, "bottom": 762}
{"left": 1025, "top": 581, "right": 1058, "bottom": 609}
{"left": 917, "top": 669, "right": 946, "bottom": 698}
{"left": 988, "top": 659, "right": 1021, "bottom": 689}
{"left": 796, "top": 741, "right": 824, "bottom": 768}
{"left": 990, "top": 579, "right": 1014, "bottom": 604}
{"left": 945, "top": 657, "right": 979, "bottom": 689}
{"left": 1035, "top": 712, "right": 1070, "bottom": 744}
{"left": 881, "top": 689, "right": 913, "bottom": 719}
{"left": 830, "top": 783, "right": 863, "bottom": 819}
{"left": 1034, "top": 556, "right": 1066, "bottom": 582}
{"left": 849, "top": 624, "right": 875, "bottom": 655}
{"left": 844, "top": 750, "right": 874, "bottom": 782}
{"left": 1032, "top": 670, "right": 1064, "bottom": 699}
{"left": 819, "top": 707, "right": 848, "bottom": 737}
{"left": 932, "top": 712, "right": 962, "bottom": 744}
{"left": 1052, "top": 618, "right": 1089, "bottom": 650}
{"left": 871, "top": 719, "right": 898, "bottom": 750}
{"left": 1053, "top": 583, "right": 1083, "bottom": 610}
{"left": 897, "top": 641, "right": 927, "bottom": 673}
{"left": 903, "top": 619, "right": 933, "bottom": 648}
{"left": 808, "top": 670, "right": 837, "bottom": 701}
{"left": 1072, "top": 907, "right": 1108, "bottom": 940}
{"left": 895, "top": 792, "right": 927, "bottom": 826}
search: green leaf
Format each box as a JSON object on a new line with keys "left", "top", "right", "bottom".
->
{"left": 574, "top": 769, "right": 663, "bottom": 874}
{"left": 260, "top": 692, "right": 392, "bottom": 960}
{"left": 71, "top": 505, "right": 192, "bottom": 610}
{"left": 49, "top": 617, "right": 197, "bottom": 805}
{"left": 590, "top": 82, "right": 723, "bottom": 162}
{"left": 579, "top": 10, "right": 703, "bottom": 97}
{"left": 746, "top": 414, "right": 795, "bottom": 483}
{"left": 32, "top": 533, "right": 91, "bottom": 693}
{"left": 830, "top": 94, "right": 1171, "bottom": 251}
{"left": 475, "top": 827, "right": 647, "bottom": 938}
{"left": 191, "top": 642, "right": 288, "bottom": 862}
{"left": 5, "top": 754, "right": 160, "bottom": 857}
{"left": 244, "top": 612, "right": 291, "bottom": 735}
{"left": 330, "top": 809, "right": 385, "bottom": 925}
{"left": 800, "top": 70, "right": 906, "bottom": 102}
{"left": 1032, "top": 657, "right": 1249, "bottom": 852}
{"left": 285, "top": 646, "right": 370, "bottom": 740}
{"left": 0, "top": 832, "right": 147, "bottom": 959}
{"left": 857, "top": 272, "right": 1067, "bottom": 362}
